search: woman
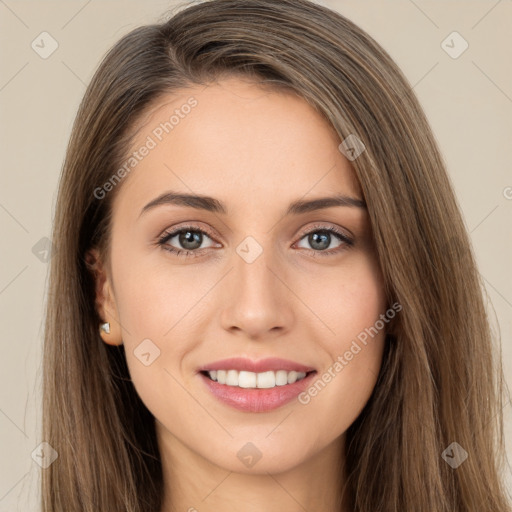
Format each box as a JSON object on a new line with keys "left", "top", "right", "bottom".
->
{"left": 42, "top": 0, "right": 511, "bottom": 510}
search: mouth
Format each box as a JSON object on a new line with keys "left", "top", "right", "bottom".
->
{"left": 198, "top": 369, "right": 318, "bottom": 412}
{"left": 199, "top": 369, "right": 316, "bottom": 389}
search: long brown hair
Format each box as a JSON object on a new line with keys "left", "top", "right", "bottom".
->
{"left": 42, "top": 0, "right": 511, "bottom": 510}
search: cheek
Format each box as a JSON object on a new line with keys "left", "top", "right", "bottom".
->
{"left": 300, "top": 251, "right": 386, "bottom": 343}
{"left": 110, "top": 249, "right": 227, "bottom": 407}
{"left": 111, "top": 266, "right": 203, "bottom": 423}
{"left": 112, "top": 244, "right": 204, "bottom": 341}
{"left": 107, "top": 247, "right": 193, "bottom": 393}
{"left": 298, "top": 254, "right": 387, "bottom": 400}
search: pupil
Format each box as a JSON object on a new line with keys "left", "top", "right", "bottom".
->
{"left": 180, "top": 230, "right": 202, "bottom": 250}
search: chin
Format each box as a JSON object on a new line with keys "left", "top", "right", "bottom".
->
{"left": 206, "top": 440, "right": 314, "bottom": 475}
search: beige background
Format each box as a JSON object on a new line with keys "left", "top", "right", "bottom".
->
{"left": 0, "top": 0, "right": 511, "bottom": 509}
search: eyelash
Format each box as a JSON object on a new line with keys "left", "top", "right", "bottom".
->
{"left": 156, "top": 223, "right": 354, "bottom": 259}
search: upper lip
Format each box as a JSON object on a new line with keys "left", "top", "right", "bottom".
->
{"left": 198, "top": 357, "right": 316, "bottom": 374}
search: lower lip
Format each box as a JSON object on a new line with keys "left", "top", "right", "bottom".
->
{"left": 199, "top": 371, "right": 317, "bottom": 412}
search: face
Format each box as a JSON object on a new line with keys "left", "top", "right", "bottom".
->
{"left": 88, "top": 76, "right": 388, "bottom": 475}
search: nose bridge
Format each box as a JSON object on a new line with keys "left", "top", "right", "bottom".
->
{"left": 234, "top": 234, "right": 283, "bottom": 302}
{"left": 220, "top": 234, "right": 294, "bottom": 336}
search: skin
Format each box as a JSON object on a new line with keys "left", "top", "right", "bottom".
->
{"left": 87, "top": 76, "right": 388, "bottom": 512}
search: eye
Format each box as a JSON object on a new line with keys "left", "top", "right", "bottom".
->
{"left": 157, "top": 225, "right": 218, "bottom": 258}
{"left": 157, "top": 223, "right": 354, "bottom": 259}
{"left": 294, "top": 224, "right": 354, "bottom": 256}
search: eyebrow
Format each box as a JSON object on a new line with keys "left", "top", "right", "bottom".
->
{"left": 139, "top": 191, "right": 367, "bottom": 218}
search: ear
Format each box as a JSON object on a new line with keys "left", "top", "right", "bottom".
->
{"left": 85, "top": 248, "right": 123, "bottom": 346}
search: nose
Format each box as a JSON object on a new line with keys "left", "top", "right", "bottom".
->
{"left": 219, "top": 243, "right": 295, "bottom": 340}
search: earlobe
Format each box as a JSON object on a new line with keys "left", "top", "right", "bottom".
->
{"left": 85, "top": 248, "right": 123, "bottom": 346}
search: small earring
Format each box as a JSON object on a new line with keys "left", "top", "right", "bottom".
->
{"left": 99, "top": 322, "right": 111, "bottom": 334}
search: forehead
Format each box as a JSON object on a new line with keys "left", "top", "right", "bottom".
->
{"left": 113, "top": 77, "right": 362, "bottom": 216}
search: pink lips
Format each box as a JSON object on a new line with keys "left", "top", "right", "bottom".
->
{"left": 197, "top": 357, "right": 316, "bottom": 373}
{"left": 197, "top": 357, "right": 317, "bottom": 413}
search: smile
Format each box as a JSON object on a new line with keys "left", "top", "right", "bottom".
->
{"left": 199, "top": 369, "right": 317, "bottom": 412}
{"left": 201, "top": 369, "right": 310, "bottom": 388}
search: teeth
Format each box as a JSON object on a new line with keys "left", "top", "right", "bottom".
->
{"left": 206, "top": 369, "right": 308, "bottom": 388}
